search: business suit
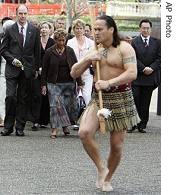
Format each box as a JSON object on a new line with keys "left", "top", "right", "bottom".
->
{"left": 131, "top": 35, "right": 161, "bottom": 129}
{"left": 0, "top": 22, "right": 40, "bottom": 135}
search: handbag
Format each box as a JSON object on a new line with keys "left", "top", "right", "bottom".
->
{"left": 77, "top": 89, "right": 86, "bottom": 118}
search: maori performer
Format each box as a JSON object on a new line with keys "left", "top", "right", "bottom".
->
{"left": 71, "top": 15, "right": 139, "bottom": 192}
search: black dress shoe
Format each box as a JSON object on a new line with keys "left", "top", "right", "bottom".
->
{"left": 31, "top": 123, "right": 38, "bottom": 131}
{"left": 127, "top": 125, "right": 137, "bottom": 133}
{"left": 16, "top": 129, "right": 25, "bottom": 136}
{"left": 138, "top": 128, "right": 146, "bottom": 133}
{"left": 137, "top": 122, "right": 146, "bottom": 130}
{"left": 1, "top": 129, "right": 13, "bottom": 136}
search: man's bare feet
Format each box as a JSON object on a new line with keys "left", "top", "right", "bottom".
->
{"left": 102, "top": 181, "right": 113, "bottom": 192}
{"left": 95, "top": 167, "right": 109, "bottom": 189}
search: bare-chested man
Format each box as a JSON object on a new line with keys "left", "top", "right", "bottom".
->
{"left": 71, "top": 15, "right": 139, "bottom": 192}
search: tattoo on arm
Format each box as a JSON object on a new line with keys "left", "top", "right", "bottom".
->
{"left": 123, "top": 56, "right": 136, "bottom": 64}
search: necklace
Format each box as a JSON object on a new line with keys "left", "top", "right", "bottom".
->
{"left": 101, "top": 48, "right": 108, "bottom": 58}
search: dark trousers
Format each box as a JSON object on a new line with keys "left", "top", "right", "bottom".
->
{"left": 4, "top": 71, "right": 31, "bottom": 131}
{"left": 39, "top": 94, "right": 50, "bottom": 125}
{"left": 132, "top": 85, "right": 155, "bottom": 128}
{"left": 26, "top": 77, "right": 42, "bottom": 123}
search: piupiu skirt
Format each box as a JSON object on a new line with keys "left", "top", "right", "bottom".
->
{"left": 89, "top": 85, "right": 139, "bottom": 132}
{"left": 47, "top": 83, "right": 71, "bottom": 129}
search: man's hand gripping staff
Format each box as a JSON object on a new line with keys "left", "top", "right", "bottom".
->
{"left": 95, "top": 44, "right": 111, "bottom": 134}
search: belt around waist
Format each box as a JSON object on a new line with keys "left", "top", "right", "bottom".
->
{"left": 93, "top": 83, "right": 131, "bottom": 93}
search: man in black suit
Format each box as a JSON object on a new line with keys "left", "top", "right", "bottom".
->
{"left": 128, "top": 19, "right": 161, "bottom": 133}
{"left": 0, "top": 4, "right": 40, "bottom": 136}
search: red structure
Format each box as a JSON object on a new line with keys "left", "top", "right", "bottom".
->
{"left": 0, "top": 3, "right": 100, "bottom": 19}
{"left": 0, "top": 3, "right": 63, "bottom": 18}
{"left": 4, "top": 0, "right": 19, "bottom": 3}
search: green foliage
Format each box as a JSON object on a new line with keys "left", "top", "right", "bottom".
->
{"left": 29, "top": 15, "right": 91, "bottom": 24}
{"left": 80, "top": 16, "right": 91, "bottom": 24}
{"left": 29, "top": 15, "right": 57, "bottom": 23}
{"left": 115, "top": 0, "right": 138, "bottom": 2}
{"left": 28, "top": 15, "right": 138, "bottom": 32}
{"left": 117, "top": 23, "right": 139, "bottom": 31}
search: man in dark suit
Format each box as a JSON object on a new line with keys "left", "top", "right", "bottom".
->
{"left": 128, "top": 19, "right": 161, "bottom": 133}
{"left": 0, "top": 4, "right": 41, "bottom": 136}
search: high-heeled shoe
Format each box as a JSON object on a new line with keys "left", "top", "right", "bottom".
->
{"left": 50, "top": 134, "right": 57, "bottom": 139}
{"left": 50, "top": 128, "right": 58, "bottom": 139}
{"left": 63, "top": 127, "right": 70, "bottom": 135}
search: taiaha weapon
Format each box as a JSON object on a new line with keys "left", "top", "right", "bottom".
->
{"left": 89, "top": 3, "right": 111, "bottom": 134}
{"left": 95, "top": 44, "right": 112, "bottom": 134}
{"left": 95, "top": 43, "right": 106, "bottom": 134}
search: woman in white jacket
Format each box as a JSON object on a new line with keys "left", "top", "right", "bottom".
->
{"left": 67, "top": 19, "right": 94, "bottom": 106}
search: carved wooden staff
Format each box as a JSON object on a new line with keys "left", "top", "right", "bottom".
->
{"left": 95, "top": 44, "right": 106, "bottom": 134}
{"left": 89, "top": 3, "right": 106, "bottom": 134}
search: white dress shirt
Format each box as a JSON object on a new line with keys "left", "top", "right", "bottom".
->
{"left": 141, "top": 35, "right": 150, "bottom": 46}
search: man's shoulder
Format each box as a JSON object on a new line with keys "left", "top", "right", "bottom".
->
{"left": 150, "top": 36, "right": 160, "bottom": 43}
{"left": 119, "top": 40, "right": 134, "bottom": 50}
{"left": 150, "top": 36, "right": 159, "bottom": 40}
{"left": 118, "top": 41, "right": 135, "bottom": 57}
{"left": 27, "top": 22, "right": 39, "bottom": 32}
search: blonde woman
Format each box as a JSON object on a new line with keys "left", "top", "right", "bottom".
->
{"left": 67, "top": 19, "right": 94, "bottom": 106}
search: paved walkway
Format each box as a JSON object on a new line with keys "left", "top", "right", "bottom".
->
{"left": 0, "top": 112, "right": 160, "bottom": 195}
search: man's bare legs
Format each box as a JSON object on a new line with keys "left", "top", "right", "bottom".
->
{"left": 102, "top": 130, "right": 126, "bottom": 191}
{"left": 78, "top": 103, "right": 108, "bottom": 188}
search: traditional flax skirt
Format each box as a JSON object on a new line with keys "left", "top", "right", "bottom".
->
{"left": 89, "top": 85, "right": 139, "bottom": 132}
{"left": 47, "top": 83, "right": 71, "bottom": 129}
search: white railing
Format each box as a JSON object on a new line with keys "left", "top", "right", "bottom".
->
{"left": 106, "top": 1, "right": 161, "bottom": 18}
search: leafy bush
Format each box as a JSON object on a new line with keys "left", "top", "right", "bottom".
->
{"left": 117, "top": 23, "right": 139, "bottom": 31}
{"left": 28, "top": 15, "right": 138, "bottom": 32}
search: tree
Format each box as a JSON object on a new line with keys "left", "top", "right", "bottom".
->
{"left": 65, "top": 0, "right": 88, "bottom": 28}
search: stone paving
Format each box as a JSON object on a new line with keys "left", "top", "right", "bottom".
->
{"left": 0, "top": 113, "right": 160, "bottom": 195}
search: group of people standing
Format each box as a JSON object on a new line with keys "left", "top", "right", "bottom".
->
{"left": 0, "top": 3, "right": 160, "bottom": 192}
{"left": 0, "top": 4, "right": 95, "bottom": 137}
